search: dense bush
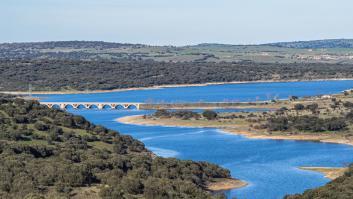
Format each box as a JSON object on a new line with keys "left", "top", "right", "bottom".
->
{"left": 153, "top": 110, "right": 221, "bottom": 121}
{"left": 202, "top": 110, "right": 218, "bottom": 120}
{"left": 267, "top": 116, "right": 347, "bottom": 132}
{"left": 294, "top": 104, "right": 305, "bottom": 111}
{"left": 343, "top": 101, "right": 353, "bottom": 108}
{"left": 153, "top": 110, "right": 200, "bottom": 120}
{"left": 267, "top": 117, "right": 289, "bottom": 131}
{"left": 1, "top": 59, "right": 353, "bottom": 91}
{"left": 306, "top": 103, "right": 319, "bottom": 112}
{"left": 0, "top": 96, "right": 229, "bottom": 198}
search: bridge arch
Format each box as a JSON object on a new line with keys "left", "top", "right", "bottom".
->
{"left": 115, "top": 104, "right": 125, "bottom": 109}
{"left": 76, "top": 104, "right": 86, "bottom": 109}
{"left": 40, "top": 102, "right": 142, "bottom": 110}
{"left": 52, "top": 104, "right": 61, "bottom": 109}
{"left": 126, "top": 104, "right": 138, "bottom": 110}
{"left": 90, "top": 104, "right": 99, "bottom": 109}
{"left": 65, "top": 104, "right": 74, "bottom": 109}
{"left": 102, "top": 104, "right": 112, "bottom": 109}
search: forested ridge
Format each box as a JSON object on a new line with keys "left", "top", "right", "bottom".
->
{"left": 0, "top": 95, "right": 230, "bottom": 199}
{"left": 1, "top": 59, "right": 353, "bottom": 92}
{"left": 266, "top": 39, "right": 353, "bottom": 49}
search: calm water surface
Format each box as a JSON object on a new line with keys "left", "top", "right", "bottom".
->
{"left": 40, "top": 80, "right": 353, "bottom": 103}
{"left": 37, "top": 81, "right": 353, "bottom": 199}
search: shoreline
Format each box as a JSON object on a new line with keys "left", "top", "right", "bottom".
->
{"left": 117, "top": 115, "right": 249, "bottom": 191}
{"left": 206, "top": 178, "right": 248, "bottom": 192}
{"left": 224, "top": 129, "right": 353, "bottom": 147}
{"left": 299, "top": 167, "right": 348, "bottom": 180}
{"left": 2, "top": 78, "right": 353, "bottom": 95}
{"left": 116, "top": 115, "right": 353, "bottom": 146}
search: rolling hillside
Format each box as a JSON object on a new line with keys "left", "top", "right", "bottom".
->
{"left": 1, "top": 39, "right": 353, "bottom": 63}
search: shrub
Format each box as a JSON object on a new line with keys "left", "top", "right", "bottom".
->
{"left": 154, "top": 110, "right": 171, "bottom": 118}
{"left": 294, "top": 104, "right": 305, "bottom": 111}
{"left": 267, "top": 117, "right": 289, "bottom": 131}
{"left": 34, "top": 122, "right": 49, "bottom": 131}
{"left": 202, "top": 110, "right": 218, "bottom": 120}
{"left": 343, "top": 101, "right": 353, "bottom": 108}
{"left": 306, "top": 103, "right": 319, "bottom": 112}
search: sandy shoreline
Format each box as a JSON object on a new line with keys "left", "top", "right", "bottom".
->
{"left": 224, "top": 129, "right": 353, "bottom": 146}
{"left": 206, "top": 178, "right": 248, "bottom": 191}
{"left": 116, "top": 115, "right": 353, "bottom": 146}
{"left": 2, "top": 78, "right": 353, "bottom": 95}
{"left": 299, "top": 167, "right": 348, "bottom": 180}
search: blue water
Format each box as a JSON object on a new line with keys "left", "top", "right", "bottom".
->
{"left": 40, "top": 80, "right": 353, "bottom": 103}
{"left": 37, "top": 81, "right": 353, "bottom": 199}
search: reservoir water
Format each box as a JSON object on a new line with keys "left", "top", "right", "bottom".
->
{"left": 37, "top": 80, "right": 353, "bottom": 199}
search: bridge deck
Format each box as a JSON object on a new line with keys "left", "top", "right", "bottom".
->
{"left": 40, "top": 102, "right": 143, "bottom": 110}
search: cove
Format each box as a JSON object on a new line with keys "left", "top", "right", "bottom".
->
{"left": 36, "top": 80, "right": 353, "bottom": 199}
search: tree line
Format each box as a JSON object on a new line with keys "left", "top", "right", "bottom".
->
{"left": 1, "top": 59, "right": 353, "bottom": 91}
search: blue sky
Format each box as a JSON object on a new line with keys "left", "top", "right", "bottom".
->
{"left": 1, "top": 0, "right": 353, "bottom": 45}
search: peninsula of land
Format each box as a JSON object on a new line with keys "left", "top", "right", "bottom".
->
{"left": 117, "top": 90, "right": 353, "bottom": 146}
{"left": 299, "top": 167, "right": 348, "bottom": 180}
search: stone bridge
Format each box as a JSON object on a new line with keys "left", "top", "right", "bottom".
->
{"left": 40, "top": 102, "right": 142, "bottom": 110}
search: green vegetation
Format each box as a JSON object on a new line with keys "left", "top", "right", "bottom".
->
{"left": 266, "top": 115, "right": 347, "bottom": 132}
{"left": 152, "top": 110, "right": 217, "bottom": 121}
{"left": 150, "top": 93, "right": 353, "bottom": 135}
{"left": 0, "top": 95, "right": 230, "bottom": 199}
{"left": 285, "top": 164, "right": 353, "bottom": 199}
{"left": 1, "top": 40, "right": 353, "bottom": 92}
{"left": 202, "top": 110, "right": 218, "bottom": 120}
{"left": 262, "top": 98, "right": 353, "bottom": 134}
{"left": 2, "top": 40, "right": 353, "bottom": 64}
{"left": 1, "top": 59, "right": 353, "bottom": 91}
{"left": 266, "top": 39, "right": 353, "bottom": 49}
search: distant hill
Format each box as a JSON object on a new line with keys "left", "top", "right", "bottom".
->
{"left": 265, "top": 39, "right": 353, "bottom": 49}
{"left": 1, "top": 39, "right": 353, "bottom": 63}
{"left": 0, "top": 40, "right": 146, "bottom": 49}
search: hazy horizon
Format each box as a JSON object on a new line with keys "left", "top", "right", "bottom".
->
{"left": 2, "top": 0, "right": 353, "bottom": 46}
{"left": 1, "top": 38, "right": 353, "bottom": 47}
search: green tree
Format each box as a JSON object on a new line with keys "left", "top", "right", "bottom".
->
{"left": 202, "top": 110, "right": 218, "bottom": 120}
